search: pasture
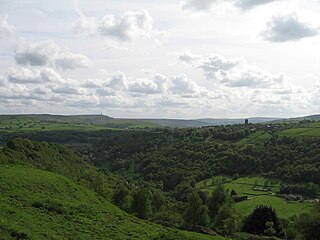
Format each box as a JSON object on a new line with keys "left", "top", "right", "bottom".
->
{"left": 197, "top": 176, "right": 313, "bottom": 219}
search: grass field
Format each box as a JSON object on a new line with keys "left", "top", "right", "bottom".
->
{"left": 235, "top": 195, "right": 313, "bottom": 219}
{"left": 236, "top": 131, "right": 272, "bottom": 146}
{"left": 278, "top": 120, "right": 320, "bottom": 137}
{"left": 0, "top": 116, "right": 160, "bottom": 132}
{"left": 0, "top": 165, "right": 226, "bottom": 240}
{"left": 197, "top": 176, "right": 313, "bottom": 219}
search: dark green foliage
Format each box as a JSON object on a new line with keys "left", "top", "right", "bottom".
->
{"left": 280, "top": 182, "right": 319, "bottom": 197}
{"left": 208, "top": 184, "right": 229, "bottom": 221}
{"left": 10, "top": 231, "right": 29, "bottom": 240}
{"left": 32, "top": 199, "right": 65, "bottom": 214}
{"left": 230, "top": 189, "right": 237, "bottom": 196}
{"left": 131, "top": 189, "right": 152, "bottom": 219}
{"left": 295, "top": 203, "right": 320, "bottom": 240}
{"left": 113, "top": 185, "right": 130, "bottom": 209}
{"left": 183, "top": 191, "right": 209, "bottom": 228}
{"left": 87, "top": 128, "right": 320, "bottom": 193}
{"left": 242, "top": 205, "right": 285, "bottom": 238}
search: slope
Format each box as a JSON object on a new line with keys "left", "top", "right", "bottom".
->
{"left": 0, "top": 165, "right": 226, "bottom": 240}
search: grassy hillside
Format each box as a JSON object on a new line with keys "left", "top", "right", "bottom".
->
{"left": 278, "top": 127, "right": 320, "bottom": 137}
{"left": 0, "top": 165, "right": 226, "bottom": 240}
{"left": 236, "top": 131, "right": 272, "bottom": 147}
{"left": 0, "top": 138, "right": 124, "bottom": 200}
{"left": 0, "top": 115, "right": 161, "bottom": 132}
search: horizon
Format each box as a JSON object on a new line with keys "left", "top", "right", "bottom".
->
{"left": 0, "top": 112, "right": 319, "bottom": 120}
{"left": 1, "top": 0, "right": 320, "bottom": 118}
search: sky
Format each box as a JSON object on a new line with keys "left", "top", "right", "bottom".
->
{"left": 1, "top": 0, "right": 320, "bottom": 118}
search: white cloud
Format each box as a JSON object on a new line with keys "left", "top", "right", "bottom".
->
{"left": 181, "top": 0, "right": 218, "bottom": 12}
{"left": 74, "top": 9, "right": 166, "bottom": 43}
{"left": 6, "top": 67, "right": 62, "bottom": 84}
{"left": 128, "top": 73, "right": 169, "bottom": 94}
{"left": 170, "top": 74, "right": 209, "bottom": 98}
{"left": 55, "top": 52, "right": 91, "bottom": 70}
{"left": 262, "top": 13, "right": 319, "bottom": 42}
{"left": 106, "top": 71, "right": 128, "bottom": 90}
{"left": 180, "top": 51, "right": 283, "bottom": 88}
{"left": 52, "top": 85, "right": 82, "bottom": 95}
{"left": 178, "top": 50, "right": 311, "bottom": 114}
{"left": 0, "top": 75, "right": 6, "bottom": 86}
{"left": 234, "top": 0, "right": 280, "bottom": 10}
{"left": 15, "top": 40, "right": 91, "bottom": 70}
{"left": 180, "top": 0, "right": 281, "bottom": 12}
{"left": 0, "top": 14, "right": 15, "bottom": 38}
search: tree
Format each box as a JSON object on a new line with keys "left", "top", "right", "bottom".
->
{"left": 183, "top": 191, "right": 209, "bottom": 228}
{"left": 130, "top": 189, "right": 152, "bottom": 219}
{"left": 242, "top": 205, "right": 286, "bottom": 238}
{"left": 113, "top": 185, "right": 129, "bottom": 209}
{"left": 214, "top": 204, "right": 236, "bottom": 231}
{"left": 295, "top": 202, "right": 320, "bottom": 240}
{"left": 208, "top": 184, "right": 229, "bottom": 222}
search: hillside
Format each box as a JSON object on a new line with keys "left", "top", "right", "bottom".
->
{"left": 0, "top": 139, "right": 228, "bottom": 239}
{"left": 0, "top": 114, "right": 285, "bottom": 130}
{"left": 0, "top": 138, "right": 131, "bottom": 205}
{"left": 0, "top": 115, "right": 160, "bottom": 131}
{"left": 0, "top": 165, "right": 224, "bottom": 240}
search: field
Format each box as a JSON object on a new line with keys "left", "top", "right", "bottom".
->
{"left": 0, "top": 116, "right": 160, "bottom": 132}
{"left": 0, "top": 165, "right": 226, "bottom": 240}
{"left": 197, "top": 176, "right": 313, "bottom": 219}
{"left": 236, "top": 131, "right": 272, "bottom": 146}
{"left": 278, "top": 122, "right": 320, "bottom": 137}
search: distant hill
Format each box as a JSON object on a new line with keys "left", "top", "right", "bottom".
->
{"left": 4, "top": 113, "right": 320, "bottom": 129}
{"left": 1, "top": 114, "right": 113, "bottom": 125}
{"left": 145, "top": 117, "right": 282, "bottom": 128}
{"left": 288, "top": 114, "right": 320, "bottom": 122}
{"left": 145, "top": 119, "right": 208, "bottom": 128}
{"left": 198, "top": 117, "right": 282, "bottom": 126}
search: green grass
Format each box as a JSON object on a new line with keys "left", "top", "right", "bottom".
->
{"left": 197, "top": 176, "right": 313, "bottom": 219}
{"left": 235, "top": 195, "right": 312, "bottom": 219}
{"left": 0, "top": 116, "right": 161, "bottom": 132}
{"left": 0, "top": 165, "right": 226, "bottom": 240}
{"left": 278, "top": 121, "right": 320, "bottom": 137}
{"left": 0, "top": 117, "right": 109, "bottom": 132}
{"left": 236, "top": 131, "right": 272, "bottom": 147}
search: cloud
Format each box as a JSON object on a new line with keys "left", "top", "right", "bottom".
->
{"left": 181, "top": 0, "right": 218, "bottom": 12}
{"left": 128, "top": 74, "right": 169, "bottom": 94}
{"left": 6, "top": 67, "right": 62, "bottom": 84}
{"left": 52, "top": 85, "right": 82, "bottom": 95}
{"left": 0, "top": 75, "right": 7, "bottom": 86}
{"left": 262, "top": 13, "right": 319, "bottom": 42}
{"left": 178, "top": 50, "right": 310, "bottom": 115}
{"left": 170, "top": 74, "right": 211, "bottom": 98}
{"left": 106, "top": 71, "right": 128, "bottom": 90}
{"left": 234, "top": 0, "right": 279, "bottom": 10}
{"left": 180, "top": 50, "right": 295, "bottom": 89}
{"left": 0, "top": 14, "right": 15, "bottom": 38}
{"left": 55, "top": 52, "right": 91, "bottom": 70}
{"left": 15, "top": 40, "right": 91, "bottom": 70}
{"left": 74, "top": 8, "right": 166, "bottom": 43}
{"left": 180, "top": 0, "right": 280, "bottom": 12}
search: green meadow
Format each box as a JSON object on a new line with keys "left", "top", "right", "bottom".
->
{"left": 197, "top": 176, "right": 313, "bottom": 219}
